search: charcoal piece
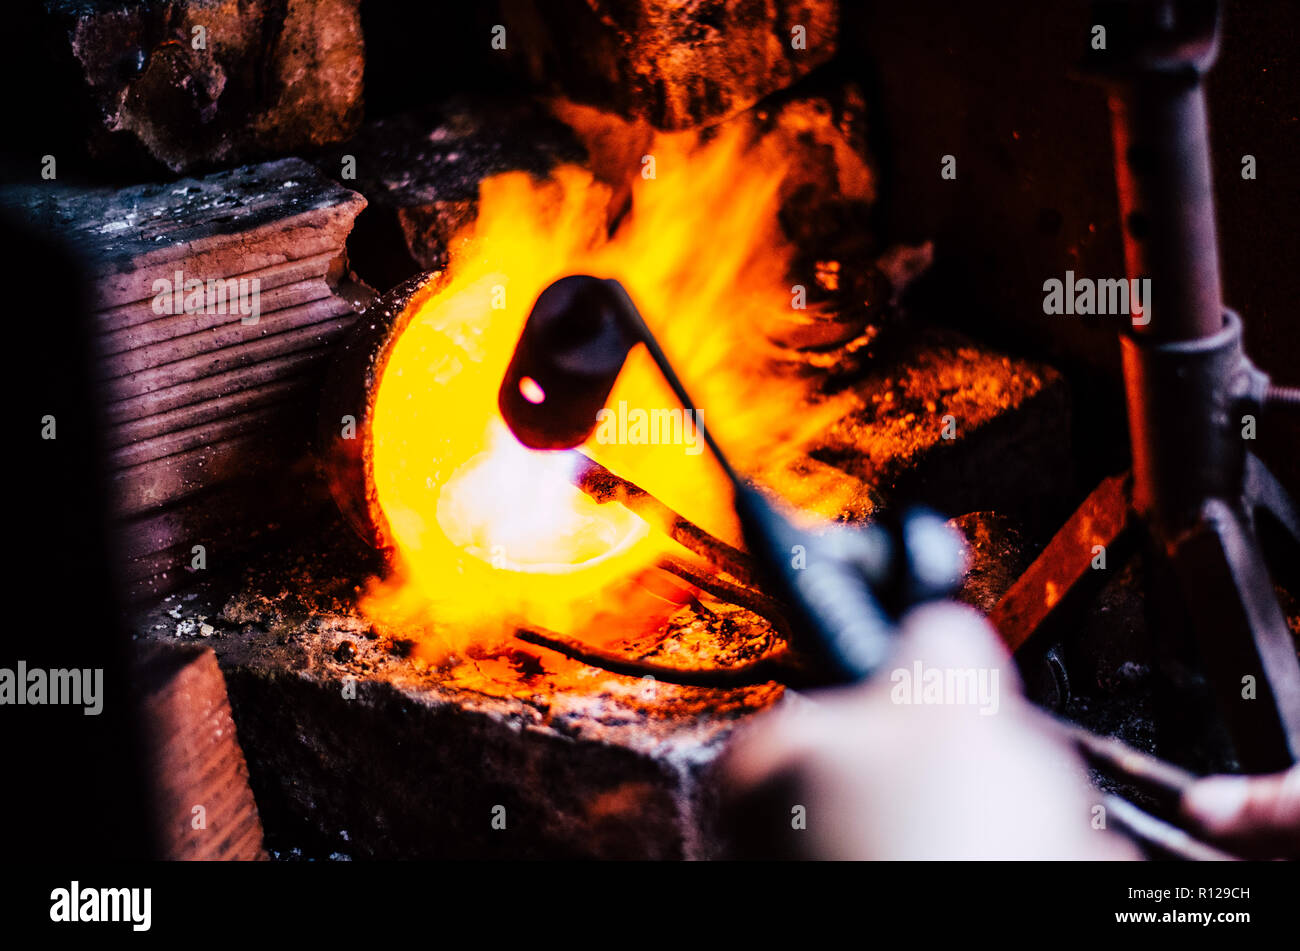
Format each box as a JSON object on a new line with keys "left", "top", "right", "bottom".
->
{"left": 314, "top": 98, "right": 586, "bottom": 286}
{"left": 0, "top": 157, "right": 366, "bottom": 310}
{"left": 501, "top": 0, "right": 839, "bottom": 130}
{"left": 737, "top": 81, "right": 877, "bottom": 254}
{"left": 1, "top": 160, "right": 368, "bottom": 585}
{"left": 811, "top": 330, "right": 1073, "bottom": 537}
{"left": 46, "top": 0, "right": 364, "bottom": 174}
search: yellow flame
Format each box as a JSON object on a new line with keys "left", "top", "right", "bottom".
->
{"left": 363, "top": 125, "right": 856, "bottom": 654}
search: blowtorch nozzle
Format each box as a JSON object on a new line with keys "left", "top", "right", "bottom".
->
{"left": 495, "top": 273, "right": 965, "bottom": 684}
{"left": 498, "top": 275, "right": 640, "bottom": 450}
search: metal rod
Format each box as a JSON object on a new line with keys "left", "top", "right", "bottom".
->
{"left": 1102, "top": 0, "right": 1224, "bottom": 341}
{"left": 604, "top": 279, "right": 747, "bottom": 488}
{"left": 514, "top": 625, "right": 799, "bottom": 688}
{"left": 1059, "top": 720, "right": 1197, "bottom": 801}
{"left": 1109, "top": 77, "right": 1223, "bottom": 340}
{"left": 1102, "top": 793, "right": 1240, "bottom": 860}
{"left": 657, "top": 555, "right": 793, "bottom": 638}
{"left": 567, "top": 451, "right": 759, "bottom": 585}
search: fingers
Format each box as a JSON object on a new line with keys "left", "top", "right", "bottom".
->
{"left": 1181, "top": 765, "right": 1300, "bottom": 858}
{"left": 725, "top": 603, "right": 1013, "bottom": 787}
{"left": 895, "top": 601, "right": 1021, "bottom": 695}
{"left": 721, "top": 691, "right": 824, "bottom": 790}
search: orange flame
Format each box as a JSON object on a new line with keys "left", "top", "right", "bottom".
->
{"left": 362, "top": 124, "right": 858, "bottom": 655}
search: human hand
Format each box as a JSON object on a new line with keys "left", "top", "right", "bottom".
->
{"left": 1181, "top": 764, "right": 1300, "bottom": 859}
{"left": 722, "top": 602, "right": 1139, "bottom": 859}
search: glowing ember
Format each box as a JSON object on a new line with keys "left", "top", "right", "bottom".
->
{"left": 361, "top": 123, "right": 864, "bottom": 655}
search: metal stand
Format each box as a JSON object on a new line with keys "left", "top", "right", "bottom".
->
{"left": 992, "top": 1, "right": 1300, "bottom": 772}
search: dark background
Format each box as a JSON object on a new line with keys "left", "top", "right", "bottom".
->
{"left": 843, "top": 0, "right": 1300, "bottom": 492}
